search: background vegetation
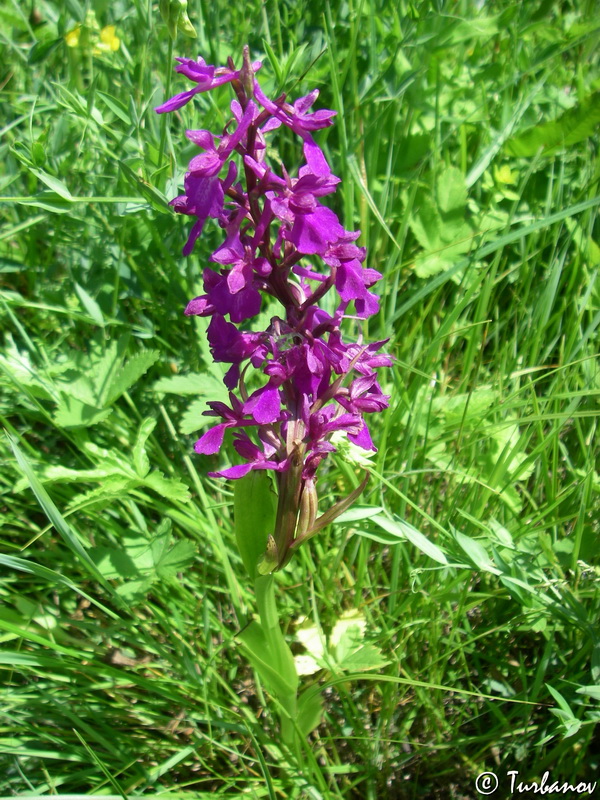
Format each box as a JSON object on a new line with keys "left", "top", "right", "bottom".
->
{"left": 1, "top": 0, "right": 599, "bottom": 797}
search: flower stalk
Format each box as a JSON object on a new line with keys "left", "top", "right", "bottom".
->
{"left": 157, "top": 46, "right": 390, "bottom": 744}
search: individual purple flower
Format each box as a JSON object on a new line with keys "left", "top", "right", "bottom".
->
{"left": 156, "top": 56, "right": 262, "bottom": 113}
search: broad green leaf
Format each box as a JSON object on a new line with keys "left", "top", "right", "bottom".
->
{"left": 296, "top": 688, "right": 324, "bottom": 738}
{"left": 338, "top": 644, "right": 390, "bottom": 672}
{"left": 234, "top": 472, "right": 277, "bottom": 580}
{"left": 180, "top": 398, "right": 213, "bottom": 434}
{"left": 409, "top": 193, "right": 443, "bottom": 252}
{"left": 89, "top": 547, "right": 142, "bottom": 580}
{"left": 238, "top": 621, "right": 298, "bottom": 699}
{"left": 576, "top": 685, "right": 600, "bottom": 701}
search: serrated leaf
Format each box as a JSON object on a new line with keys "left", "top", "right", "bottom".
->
{"left": 89, "top": 547, "right": 142, "bottom": 580}
{"left": 104, "top": 350, "right": 160, "bottom": 405}
{"left": 68, "top": 476, "right": 138, "bottom": 509}
{"left": 413, "top": 253, "right": 455, "bottom": 279}
{"left": 180, "top": 398, "right": 213, "bottom": 435}
{"left": 143, "top": 470, "right": 191, "bottom": 503}
{"left": 152, "top": 372, "right": 228, "bottom": 396}
{"left": 53, "top": 395, "right": 112, "bottom": 428}
{"left": 116, "top": 578, "right": 154, "bottom": 602}
{"left": 14, "top": 464, "right": 119, "bottom": 494}
{"left": 409, "top": 193, "right": 443, "bottom": 251}
{"left": 154, "top": 540, "right": 196, "bottom": 580}
{"left": 338, "top": 643, "right": 390, "bottom": 672}
{"left": 133, "top": 417, "right": 156, "bottom": 477}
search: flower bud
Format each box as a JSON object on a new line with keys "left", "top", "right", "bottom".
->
{"left": 159, "top": 0, "right": 197, "bottom": 40}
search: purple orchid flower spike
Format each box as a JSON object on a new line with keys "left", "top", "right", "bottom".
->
{"left": 159, "top": 46, "right": 391, "bottom": 571}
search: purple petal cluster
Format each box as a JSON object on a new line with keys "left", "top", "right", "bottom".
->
{"left": 158, "top": 48, "right": 390, "bottom": 567}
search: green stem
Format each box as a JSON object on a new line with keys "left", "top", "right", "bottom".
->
{"left": 159, "top": 36, "right": 174, "bottom": 170}
{"left": 254, "top": 574, "right": 299, "bottom": 747}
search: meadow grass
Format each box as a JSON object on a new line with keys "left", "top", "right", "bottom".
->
{"left": 1, "top": 0, "right": 599, "bottom": 797}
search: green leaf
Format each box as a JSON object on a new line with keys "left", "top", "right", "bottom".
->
{"left": 454, "top": 531, "right": 501, "bottom": 574}
{"left": 104, "top": 350, "right": 160, "bottom": 405}
{"left": 28, "top": 168, "right": 73, "bottom": 200}
{"left": 119, "top": 162, "right": 171, "bottom": 215}
{"left": 371, "top": 514, "right": 449, "bottom": 565}
{"left": 437, "top": 166, "right": 467, "bottom": 216}
{"left": 180, "top": 398, "right": 213, "bottom": 434}
{"left": 74, "top": 283, "right": 104, "bottom": 327}
{"left": 53, "top": 395, "right": 112, "bottom": 428}
{"left": 28, "top": 37, "right": 63, "bottom": 65}
{"left": 89, "top": 547, "right": 143, "bottom": 580}
{"left": 143, "top": 471, "right": 191, "bottom": 503}
{"left": 338, "top": 644, "right": 390, "bottom": 672}
{"left": 335, "top": 505, "right": 385, "bottom": 523}
{"left": 296, "top": 688, "right": 324, "bottom": 737}
{"left": 12, "top": 192, "right": 73, "bottom": 214}
{"left": 152, "top": 373, "right": 227, "bottom": 396}
{"left": 154, "top": 539, "right": 196, "bottom": 580}
{"left": 96, "top": 90, "right": 132, "bottom": 125}
{"left": 238, "top": 621, "right": 298, "bottom": 699}
{"left": 446, "top": 15, "right": 501, "bottom": 45}
{"left": 234, "top": 472, "right": 277, "bottom": 580}
{"left": 575, "top": 685, "right": 600, "bottom": 701}
{"left": 8, "top": 434, "right": 118, "bottom": 596}
{"left": 133, "top": 417, "right": 156, "bottom": 477}
{"left": 505, "top": 92, "right": 600, "bottom": 157}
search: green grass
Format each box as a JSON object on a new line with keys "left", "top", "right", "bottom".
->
{"left": 1, "top": 0, "right": 599, "bottom": 797}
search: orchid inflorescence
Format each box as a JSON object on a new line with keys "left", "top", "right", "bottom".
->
{"left": 157, "top": 47, "right": 390, "bottom": 572}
